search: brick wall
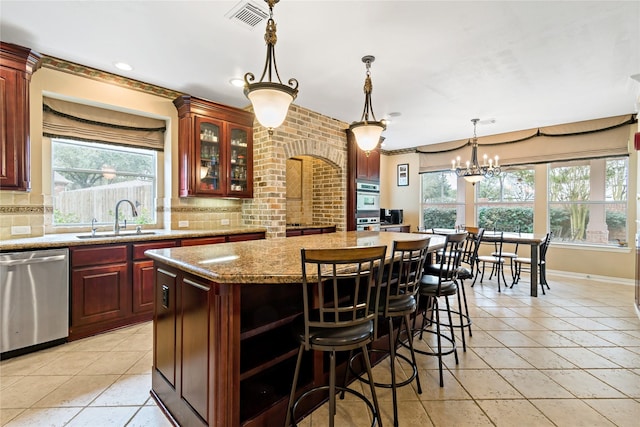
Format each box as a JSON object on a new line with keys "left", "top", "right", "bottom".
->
{"left": 242, "top": 104, "right": 348, "bottom": 238}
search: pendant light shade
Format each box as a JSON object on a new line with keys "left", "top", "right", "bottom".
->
{"left": 245, "top": 83, "right": 296, "bottom": 130}
{"left": 244, "top": 0, "right": 298, "bottom": 134}
{"left": 350, "top": 121, "right": 385, "bottom": 153}
{"left": 349, "top": 55, "right": 386, "bottom": 155}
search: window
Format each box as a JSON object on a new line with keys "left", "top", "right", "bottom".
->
{"left": 52, "top": 139, "right": 157, "bottom": 226}
{"left": 421, "top": 171, "right": 464, "bottom": 229}
{"left": 548, "top": 157, "right": 628, "bottom": 246}
{"left": 476, "top": 167, "right": 535, "bottom": 232}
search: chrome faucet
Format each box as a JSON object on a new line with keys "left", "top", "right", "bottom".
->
{"left": 114, "top": 199, "right": 138, "bottom": 235}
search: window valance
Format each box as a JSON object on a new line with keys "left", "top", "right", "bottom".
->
{"left": 42, "top": 96, "right": 166, "bottom": 151}
{"left": 418, "top": 114, "right": 635, "bottom": 173}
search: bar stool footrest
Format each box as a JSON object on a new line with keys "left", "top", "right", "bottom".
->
{"left": 403, "top": 328, "right": 456, "bottom": 357}
{"left": 347, "top": 348, "right": 418, "bottom": 389}
{"left": 291, "top": 385, "right": 379, "bottom": 427}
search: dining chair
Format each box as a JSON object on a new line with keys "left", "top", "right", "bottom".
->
{"left": 473, "top": 231, "right": 509, "bottom": 292}
{"left": 511, "top": 231, "right": 553, "bottom": 294}
{"left": 285, "top": 245, "right": 387, "bottom": 427}
{"left": 493, "top": 225, "right": 519, "bottom": 280}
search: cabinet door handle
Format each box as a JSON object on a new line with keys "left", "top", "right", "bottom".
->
{"left": 184, "top": 278, "right": 210, "bottom": 292}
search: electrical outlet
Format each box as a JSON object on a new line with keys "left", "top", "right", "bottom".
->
{"left": 221, "top": 219, "right": 230, "bottom": 226}
{"left": 11, "top": 225, "right": 31, "bottom": 235}
{"left": 178, "top": 220, "right": 189, "bottom": 228}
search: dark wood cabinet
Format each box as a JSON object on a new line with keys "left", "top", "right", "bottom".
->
{"left": 286, "top": 226, "right": 336, "bottom": 237}
{"left": 174, "top": 95, "right": 254, "bottom": 198}
{"left": 70, "top": 245, "right": 130, "bottom": 338}
{"left": 181, "top": 275, "right": 212, "bottom": 423}
{"left": 181, "top": 232, "right": 265, "bottom": 246}
{"left": 154, "top": 267, "right": 177, "bottom": 387}
{"left": 0, "top": 42, "right": 41, "bottom": 191}
{"left": 152, "top": 264, "right": 238, "bottom": 427}
{"left": 180, "top": 236, "right": 226, "bottom": 247}
{"left": 69, "top": 233, "right": 264, "bottom": 340}
{"left": 71, "top": 241, "right": 178, "bottom": 339}
{"left": 227, "top": 232, "right": 266, "bottom": 242}
{"left": 132, "top": 240, "right": 177, "bottom": 314}
{"left": 346, "top": 129, "right": 381, "bottom": 231}
{"left": 356, "top": 144, "right": 380, "bottom": 181}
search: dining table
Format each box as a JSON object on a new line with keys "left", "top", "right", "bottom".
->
{"left": 429, "top": 229, "right": 549, "bottom": 297}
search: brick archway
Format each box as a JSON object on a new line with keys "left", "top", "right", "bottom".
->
{"left": 282, "top": 139, "right": 346, "bottom": 233}
{"left": 283, "top": 139, "right": 344, "bottom": 169}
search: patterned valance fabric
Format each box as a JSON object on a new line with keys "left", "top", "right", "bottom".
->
{"left": 418, "top": 114, "right": 635, "bottom": 172}
{"left": 42, "top": 96, "right": 166, "bottom": 150}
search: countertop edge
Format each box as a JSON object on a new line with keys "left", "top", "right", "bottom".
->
{"left": 0, "top": 227, "right": 267, "bottom": 251}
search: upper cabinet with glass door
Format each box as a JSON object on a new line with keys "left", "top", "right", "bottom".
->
{"left": 174, "top": 95, "right": 254, "bottom": 198}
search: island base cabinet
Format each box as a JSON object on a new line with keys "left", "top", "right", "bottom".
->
{"left": 154, "top": 267, "right": 177, "bottom": 388}
{"left": 152, "top": 263, "right": 240, "bottom": 427}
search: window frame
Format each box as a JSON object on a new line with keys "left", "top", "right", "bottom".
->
{"left": 547, "top": 156, "right": 629, "bottom": 247}
{"left": 51, "top": 138, "right": 158, "bottom": 227}
{"left": 420, "top": 170, "right": 465, "bottom": 229}
{"left": 474, "top": 166, "right": 536, "bottom": 233}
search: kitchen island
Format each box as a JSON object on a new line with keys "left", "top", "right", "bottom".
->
{"left": 145, "top": 231, "right": 443, "bottom": 426}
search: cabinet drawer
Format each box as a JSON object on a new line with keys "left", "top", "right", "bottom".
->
{"left": 71, "top": 245, "right": 128, "bottom": 267}
{"left": 132, "top": 240, "right": 178, "bottom": 260}
{"left": 227, "top": 232, "right": 265, "bottom": 242}
{"left": 181, "top": 236, "right": 226, "bottom": 247}
{"left": 302, "top": 229, "right": 322, "bottom": 235}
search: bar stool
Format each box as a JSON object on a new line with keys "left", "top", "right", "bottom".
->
{"left": 285, "top": 245, "right": 387, "bottom": 427}
{"left": 451, "top": 227, "right": 484, "bottom": 350}
{"left": 415, "top": 231, "right": 467, "bottom": 387}
{"left": 345, "top": 237, "right": 430, "bottom": 427}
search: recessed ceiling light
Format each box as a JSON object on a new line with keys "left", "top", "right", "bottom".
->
{"left": 229, "top": 78, "right": 245, "bottom": 88}
{"left": 114, "top": 62, "right": 133, "bottom": 71}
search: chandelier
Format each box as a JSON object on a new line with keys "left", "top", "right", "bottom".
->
{"left": 349, "top": 55, "right": 386, "bottom": 155}
{"left": 244, "top": 0, "right": 298, "bottom": 135}
{"left": 452, "top": 118, "right": 501, "bottom": 184}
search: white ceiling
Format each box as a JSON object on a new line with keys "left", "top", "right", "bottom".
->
{"left": 1, "top": 1, "right": 639, "bottom": 151}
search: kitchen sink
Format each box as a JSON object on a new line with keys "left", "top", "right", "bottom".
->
{"left": 76, "top": 231, "right": 157, "bottom": 239}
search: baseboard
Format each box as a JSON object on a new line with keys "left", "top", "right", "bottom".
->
{"left": 546, "top": 269, "right": 634, "bottom": 286}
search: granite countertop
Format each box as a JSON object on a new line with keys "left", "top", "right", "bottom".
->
{"left": 145, "top": 231, "right": 445, "bottom": 285}
{"left": 380, "top": 223, "right": 411, "bottom": 229}
{"left": 0, "top": 226, "right": 267, "bottom": 251}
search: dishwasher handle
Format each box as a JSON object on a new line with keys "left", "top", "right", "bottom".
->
{"left": 0, "top": 254, "right": 67, "bottom": 267}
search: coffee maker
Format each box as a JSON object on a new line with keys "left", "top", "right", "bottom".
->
{"left": 380, "top": 209, "right": 403, "bottom": 224}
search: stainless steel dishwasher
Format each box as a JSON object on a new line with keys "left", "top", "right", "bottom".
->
{"left": 1, "top": 248, "right": 69, "bottom": 359}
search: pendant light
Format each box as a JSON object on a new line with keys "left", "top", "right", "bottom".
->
{"left": 349, "top": 55, "right": 386, "bottom": 155}
{"left": 452, "top": 118, "right": 501, "bottom": 184}
{"left": 244, "top": 0, "right": 298, "bottom": 135}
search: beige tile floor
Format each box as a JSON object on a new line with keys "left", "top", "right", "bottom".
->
{"left": 1, "top": 273, "right": 640, "bottom": 426}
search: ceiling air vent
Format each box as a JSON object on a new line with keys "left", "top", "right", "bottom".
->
{"left": 225, "top": 1, "right": 269, "bottom": 30}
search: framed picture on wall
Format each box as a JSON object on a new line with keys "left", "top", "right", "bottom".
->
{"left": 397, "top": 163, "right": 409, "bottom": 186}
